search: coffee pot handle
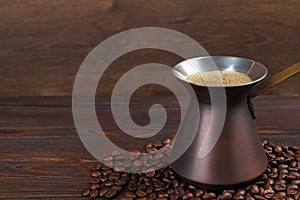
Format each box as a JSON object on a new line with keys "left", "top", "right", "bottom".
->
{"left": 250, "top": 62, "right": 300, "bottom": 98}
{"left": 248, "top": 61, "right": 300, "bottom": 119}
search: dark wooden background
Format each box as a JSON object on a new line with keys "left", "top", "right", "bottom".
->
{"left": 0, "top": 0, "right": 299, "bottom": 97}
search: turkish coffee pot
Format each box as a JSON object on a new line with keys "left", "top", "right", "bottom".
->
{"left": 171, "top": 56, "right": 300, "bottom": 186}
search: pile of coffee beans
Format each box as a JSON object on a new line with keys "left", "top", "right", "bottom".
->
{"left": 82, "top": 139, "right": 299, "bottom": 199}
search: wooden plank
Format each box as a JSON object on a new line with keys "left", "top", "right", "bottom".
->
{"left": 0, "top": 96, "right": 299, "bottom": 199}
{"left": 0, "top": 0, "right": 299, "bottom": 96}
{"left": 0, "top": 96, "right": 299, "bottom": 132}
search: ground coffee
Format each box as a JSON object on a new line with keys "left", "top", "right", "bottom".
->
{"left": 185, "top": 70, "right": 252, "bottom": 86}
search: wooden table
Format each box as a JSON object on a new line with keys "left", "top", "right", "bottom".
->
{"left": 0, "top": 96, "right": 299, "bottom": 199}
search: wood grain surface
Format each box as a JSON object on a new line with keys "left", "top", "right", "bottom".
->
{"left": 0, "top": 0, "right": 299, "bottom": 96}
{"left": 0, "top": 96, "right": 299, "bottom": 199}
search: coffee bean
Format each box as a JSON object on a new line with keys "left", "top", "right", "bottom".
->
{"left": 274, "top": 145, "right": 283, "bottom": 153}
{"left": 232, "top": 194, "right": 244, "bottom": 199}
{"left": 289, "top": 160, "right": 297, "bottom": 167}
{"left": 294, "top": 193, "right": 300, "bottom": 200}
{"left": 128, "top": 180, "right": 137, "bottom": 191}
{"left": 163, "top": 138, "right": 171, "bottom": 145}
{"left": 259, "top": 186, "right": 264, "bottom": 195}
{"left": 154, "top": 153, "right": 164, "bottom": 159}
{"left": 291, "top": 180, "right": 300, "bottom": 185}
{"left": 99, "top": 187, "right": 109, "bottom": 197}
{"left": 287, "top": 184, "right": 298, "bottom": 190}
{"left": 162, "top": 177, "right": 171, "bottom": 183}
{"left": 224, "top": 189, "right": 235, "bottom": 194}
{"left": 182, "top": 192, "right": 194, "bottom": 199}
{"left": 105, "top": 188, "right": 118, "bottom": 198}
{"left": 286, "top": 149, "right": 295, "bottom": 156}
{"left": 154, "top": 180, "right": 165, "bottom": 188}
{"left": 279, "top": 168, "right": 289, "bottom": 174}
{"left": 102, "top": 169, "right": 112, "bottom": 176}
{"left": 235, "top": 189, "right": 246, "bottom": 196}
{"left": 138, "top": 183, "right": 147, "bottom": 191}
{"left": 179, "top": 181, "right": 186, "bottom": 188}
{"left": 202, "top": 192, "right": 216, "bottom": 199}
{"left": 155, "top": 187, "right": 166, "bottom": 192}
{"left": 89, "top": 189, "right": 98, "bottom": 199}
{"left": 250, "top": 185, "right": 259, "bottom": 194}
{"left": 194, "top": 189, "right": 204, "bottom": 197}
{"left": 122, "top": 191, "right": 135, "bottom": 198}
{"left": 99, "top": 175, "right": 107, "bottom": 182}
{"left": 141, "top": 154, "right": 152, "bottom": 163}
{"left": 108, "top": 172, "right": 120, "bottom": 180}
{"left": 176, "top": 186, "right": 185, "bottom": 197}
{"left": 275, "top": 156, "right": 285, "bottom": 162}
{"left": 265, "top": 178, "right": 274, "bottom": 185}
{"left": 149, "top": 159, "right": 160, "bottom": 168}
{"left": 145, "top": 169, "right": 156, "bottom": 178}
{"left": 253, "top": 195, "right": 266, "bottom": 200}
{"left": 146, "top": 184, "right": 154, "bottom": 193}
{"left": 138, "top": 176, "right": 148, "bottom": 183}
{"left": 114, "top": 161, "right": 123, "bottom": 167}
{"left": 90, "top": 171, "right": 101, "bottom": 178}
{"left": 148, "top": 193, "right": 157, "bottom": 199}
{"left": 123, "top": 160, "right": 133, "bottom": 168}
{"left": 120, "top": 197, "right": 132, "bottom": 200}
{"left": 221, "top": 192, "right": 232, "bottom": 199}
{"left": 289, "top": 171, "right": 299, "bottom": 178}
{"left": 103, "top": 157, "right": 113, "bottom": 164}
{"left": 81, "top": 188, "right": 90, "bottom": 197}
{"left": 156, "top": 198, "right": 168, "bottom": 200}
{"left": 90, "top": 183, "right": 100, "bottom": 190}
{"left": 274, "top": 181, "right": 286, "bottom": 191}
{"left": 157, "top": 191, "right": 169, "bottom": 198}
{"left": 278, "top": 173, "right": 287, "bottom": 179}
{"left": 272, "top": 192, "right": 286, "bottom": 199}
{"left": 104, "top": 180, "right": 113, "bottom": 187}
{"left": 118, "top": 172, "right": 128, "bottom": 180}
{"left": 172, "top": 179, "right": 179, "bottom": 188}
{"left": 112, "top": 185, "right": 123, "bottom": 191}
{"left": 136, "top": 190, "right": 147, "bottom": 197}
{"left": 170, "top": 193, "right": 179, "bottom": 200}
{"left": 136, "top": 197, "right": 147, "bottom": 200}
{"left": 133, "top": 160, "right": 143, "bottom": 167}
{"left": 262, "top": 185, "right": 274, "bottom": 198}
{"left": 153, "top": 142, "right": 163, "bottom": 148}
{"left": 165, "top": 182, "right": 171, "bottom": 189}
{"left": 264, "top": 184, "right": 272, "bottom": 190}
{"left": 146, "top": 147, "right": 157, "bottom": 153}
{"left": 114, "top": 155, "right": 125, "bottom": 161}
{"left": 286, "top": 197, "right": 295, "bottom": 200}
{"left": 89, "top": 177, "right": 100, "bottom": 184}
{"left": 287, "top": 189, "right": 297, "bottom": 195}
{"left": 145, "top": 142, "right": 153, "bottom": 149}
{"left": 91, "top": 163, "right": 102, "bottom": 171}
{"left": 112, "top": 166, "right": 123, "bottom": 172}
{"left": 167, "top": 187, "right": 174, "bottom": 194}
{"left": 101, "top": 164, "right": 110, "bottom": 171}
{"left": 279, "top": 164, "right": 288, "bottom": 169}
{"left": 128, "top": 149, "right": 141, "bottom": 160}
{"left": 187, "top": 184, "right": 196, "bottom": 190}
{"left": 115, "top": 179, "right": 127, "bottom": 186}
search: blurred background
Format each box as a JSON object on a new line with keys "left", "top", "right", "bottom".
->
{"left": 0, "top": 0, "right": 299, "bottom": 97}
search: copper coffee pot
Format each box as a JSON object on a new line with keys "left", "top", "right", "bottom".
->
{"left": 171, "top": 56, "right": 300, "bottom": 186}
